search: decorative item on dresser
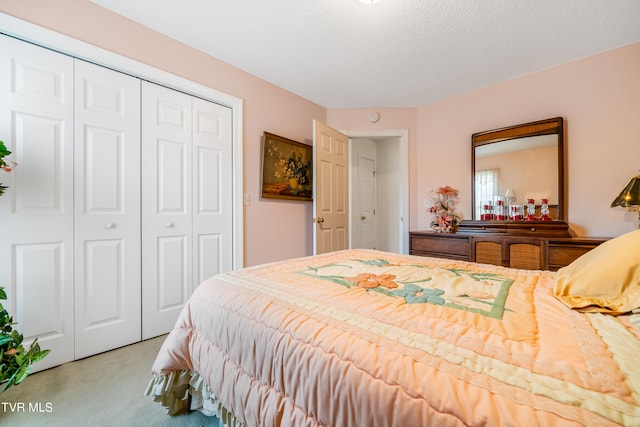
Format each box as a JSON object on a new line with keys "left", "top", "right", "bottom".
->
{"left": 410, "top": 222, "right": 608, "bottom": 271}
{"left": 426, "top": 185, "right": 462, "bottom": 233}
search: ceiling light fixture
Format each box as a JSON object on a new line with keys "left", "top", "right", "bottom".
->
{"left": 358, "top": 0, "right": 381, "bottom": 4}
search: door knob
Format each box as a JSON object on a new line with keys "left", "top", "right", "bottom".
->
{"left": 105, "top": 222, "right": 115, "bottom": 229}
{"left": 361, "top": 216, "right": 366, "bottom": 220}
{"left": 165, "top": 222, "right": 174, "bottom": 228}
{"left": 313, "top": 217, "right": 325, "bottom": 224}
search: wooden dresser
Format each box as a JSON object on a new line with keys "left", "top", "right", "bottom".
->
{"left": 410, "top": 220, "right": 607, "bottom": 271}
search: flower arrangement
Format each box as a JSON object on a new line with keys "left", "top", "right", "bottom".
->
{"left": 428, "top": 185, "right": 462, "bottom": 233}
{"left": 0, "top": 139, "right": 17, "bottom": 197}
{"left": 274, "top": 151, "right": 311, "bottom": 186}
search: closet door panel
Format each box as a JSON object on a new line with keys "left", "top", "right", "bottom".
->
{"left": 13, "top": 114, "right": 66, "bottom": 210}
{"left": 157, "top": 236, "right": 189, "bottom": 307}
{"left": 142, "top": 82, "right": 193, "bottom": 339}
{"left": 14, "top": 243, "right": 65, "bottom": 338}
{"left": 0, "top": 35, "right": 75, "bottom": 371}
{"left": 74, "top": 60, "right": 141, "bottom": 358}
{"left": 192, "top": 98, "right": 233, "bottom": 285}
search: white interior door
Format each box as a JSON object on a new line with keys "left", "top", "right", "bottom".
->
{"left": 352, "top": 140, "right": 377, "bottom": 249}
{"left": 73, "top": 60, "right": 141, "bottom": 358}
{"left": 0, "top": 35, "right": 75, "bottom": 371}
{"left": 142, "top": 82, "right": 193, "bottom": 339}
{"left": 312, "top": 120, "right": 349, "bottom": 254}
{"left": 192, "top": 98, "right": 233, "bottom": 285}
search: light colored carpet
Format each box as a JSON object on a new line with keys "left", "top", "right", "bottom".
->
{"left": 0, "top": 335, "right": 220, "bottom": 427}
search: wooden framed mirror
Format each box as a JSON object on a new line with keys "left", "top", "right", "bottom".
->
{"left": 471, "top": 117, "right": 564, "bottom": 221}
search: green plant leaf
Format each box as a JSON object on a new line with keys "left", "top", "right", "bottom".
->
{"left": 3, "top": 365, "right": 28, "bottom": 392}
{"left": 0, "top": 140, "right": 11, "bottom": 157}
{"left": 29, "top": 349, "right": 50, "bottom": 364}
{"left": 14, "top": 365, "right": 31, "bottom": 385}
{"left": 0, "top": 288, "right": 50, "bottom": 393}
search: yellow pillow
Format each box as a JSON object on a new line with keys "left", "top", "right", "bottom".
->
{"left": 553, "top": 229, "right": 640, "bottom": 314}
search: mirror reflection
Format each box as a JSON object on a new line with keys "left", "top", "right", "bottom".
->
{"left": 471, "top": 117, "right": 564, "bottom": 221}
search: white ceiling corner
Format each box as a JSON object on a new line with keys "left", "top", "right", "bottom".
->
{"left": 90, "top": 0, "right": 640, "bottom": 109}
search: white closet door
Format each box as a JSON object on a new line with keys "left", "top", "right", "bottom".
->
{"left": 142, "top": 82, "right": 193, "bottom": 339}
{"left": 192, "top": 98, "right": 233, "bottom": 284}
{"left": 73, "top": 60, "right": 141, "bottom": 358}
{"left": 0, "top": 35, "right": 75, "bottom": 371}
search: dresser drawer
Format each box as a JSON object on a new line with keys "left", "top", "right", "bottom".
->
{"left": 410, "top": 233, "right": 470, "bottom": 259}
{"left": 547, "top": 239, "right": 606, "bottom": 270}
{"left": 505, "top": 221, "right": 570, "bottom": 236}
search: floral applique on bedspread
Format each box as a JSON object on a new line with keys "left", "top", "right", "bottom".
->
{"left": 298, "top": 257, "right": 514, "bottom": 319}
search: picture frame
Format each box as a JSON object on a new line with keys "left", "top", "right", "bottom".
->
{"left": 261, "top": 132, "right": 312, "bottom": 201}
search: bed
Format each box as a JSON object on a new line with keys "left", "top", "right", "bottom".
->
{"left": 146, "top": 230, "right": 640, "bottom": 426}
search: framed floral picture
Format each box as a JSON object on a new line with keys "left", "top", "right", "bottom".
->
{"left": 261, "top": 132, "right": 312, "bottom": 201}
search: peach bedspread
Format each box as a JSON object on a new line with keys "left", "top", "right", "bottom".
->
{"left": 147, "top": 249, "right": 640, "bottom": 426}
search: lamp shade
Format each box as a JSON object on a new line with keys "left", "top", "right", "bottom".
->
{"left": 611, "top": 172, "right": 640, "bottom": 208}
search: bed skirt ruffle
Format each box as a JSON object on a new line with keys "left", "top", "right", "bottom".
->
{"left": 145, "top": 370, "right": 243, "bottom": 426}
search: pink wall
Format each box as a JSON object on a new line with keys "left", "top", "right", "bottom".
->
{"left": 0, "top": 0, "right": 326, "bottom": 267}
{"left": 2, "top": 2, "right": 638, "bottom": 266}
{"left": 414, "top": 42, "right": 640, "bottom": 238}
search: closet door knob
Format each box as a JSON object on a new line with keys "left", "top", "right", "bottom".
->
{"left": 165, "top": 222, "right": 174, "bottom": 228}
{"left": 105, "top": 222, "right": 115, "bottom": 229}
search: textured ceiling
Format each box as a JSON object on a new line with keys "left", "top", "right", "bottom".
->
{"left": 91, "top": 0, "right": 640, "bottom": 108}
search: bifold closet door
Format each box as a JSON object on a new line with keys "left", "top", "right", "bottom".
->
{"left": 141, "top": 82, "right": 233, "bottom": 339}
{"left": 142, "top": 82, "right": 194, "bottom": 339}
{"left": 191, "top": 97, "right": 233, "bottom": 285}
{"left": 0, "top": 35, "right": 75, "bottom": 371}
{"left": 73, "top": 60, "right": 142, "bottom": 358}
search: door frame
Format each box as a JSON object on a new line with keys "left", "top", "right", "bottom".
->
{"left": 343, "top": 129, "right": 409, "bottom": 254}
{"left": 0, "top": 12, "right": 245, "bottom": 268}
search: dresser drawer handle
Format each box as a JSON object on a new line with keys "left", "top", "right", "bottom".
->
{"left": 530, "top": 227, "right": 536, "bottom": 232}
